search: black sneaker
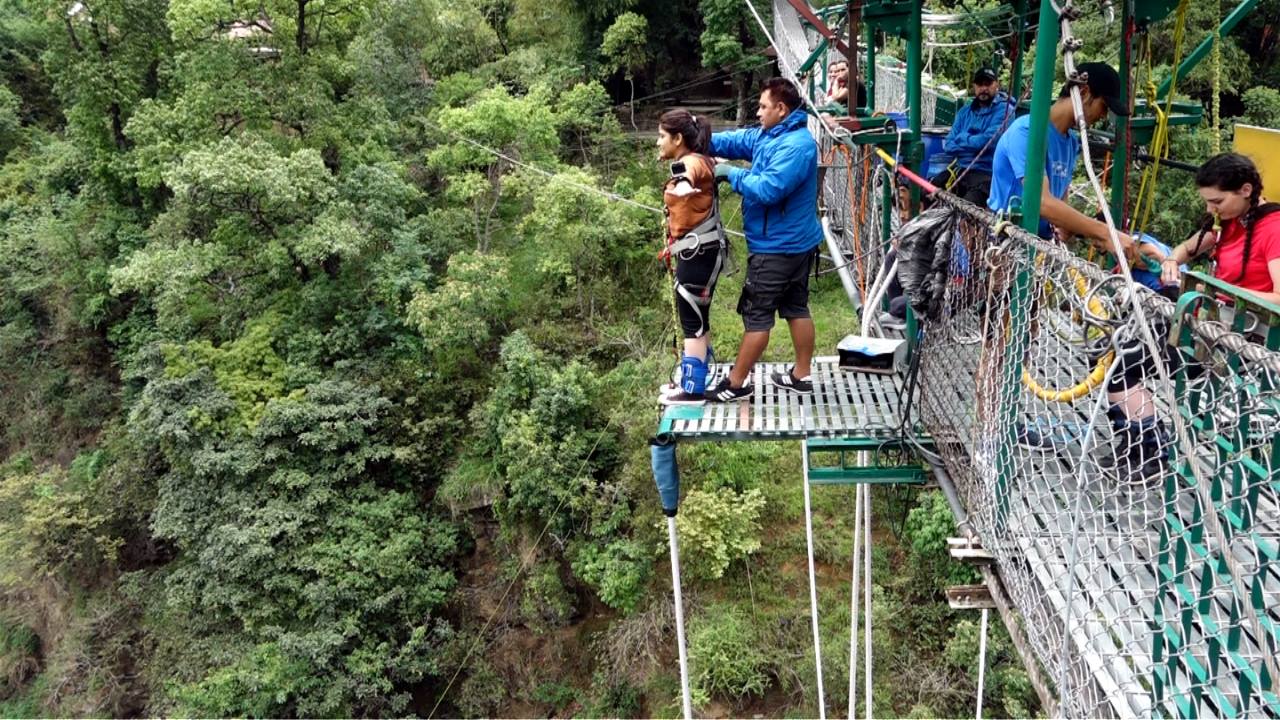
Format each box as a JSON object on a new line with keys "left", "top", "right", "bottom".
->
{"left": 704, "top": 377, "right": 752, "bottom": 403}
{"left": 659, "top": 388, "right": 707, "bottom": 406}
{"left": 770, "top": 369, "right": 813, "bottom": 395}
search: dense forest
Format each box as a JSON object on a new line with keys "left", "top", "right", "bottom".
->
{"left": 1, "top": 0, "right": 1279, "bottom": 715}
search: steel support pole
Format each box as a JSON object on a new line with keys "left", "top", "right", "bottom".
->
{"left": 848, "top": 482, "right": 863, "bottom": 719}
{"left": 976, "top": 607, "right": 989, "bottom": 719}
{"left": 1018, "top": 0, "right": 1059, "bottom": 232}
{"left": 802, "top": 439, "right": 828, "bottom": 719}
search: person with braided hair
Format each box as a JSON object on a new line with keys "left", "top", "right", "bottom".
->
{"left": 1099, "top": 153, "right": 1279, "bottom": 486}
{"left": 1159, "top": 152, "right": 1280, "bottom": 305}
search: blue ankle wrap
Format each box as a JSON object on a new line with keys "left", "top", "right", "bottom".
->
{"left": 680, "top": 354, "right": 709, "bottom": 395}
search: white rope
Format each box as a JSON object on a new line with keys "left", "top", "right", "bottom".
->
{"left": 862, "top": 483, "right": 873, "bottom": 719}
{"left": 423, "top": 118, "right": 747, "bottom": 238}
{"left": 801, "top": 437, "right": 828, "bottom": 719}
{"left": 666, "top": 517, "right": 694, "bottom": 720}
{"left": 976, "top": 607, "right": 989, "bottom": 720}
{"left": 848, "top": 482, "right": 863, "bottom": 719}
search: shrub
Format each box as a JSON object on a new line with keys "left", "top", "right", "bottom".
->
{"left": 572, "top": 538, "right": 652, "bottom": 614}
{"left": 674, "top": 487, "right": 765, "bottom": 580}
{"left": 688, "top": 604, "right": 768, "bottom": 701}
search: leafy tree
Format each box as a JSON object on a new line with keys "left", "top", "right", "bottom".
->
{"left": 688, "top": 603, "right": 769, "bottom": 702}
{"left": 600, "top": 11, "right": 648, "bottom": 130}
{"left": 131, "top": 373, "right": 460, "bottom": 715}
{"left": 1241, "top": 86, "right": 1280, "bottom": 128}
{"left": 674, "top": 486, "right": 765, "bottom": 580}
{"left": 699, "top": 0, "right": 765, "bottom": 122}
{"left": 426, "top": 86, "right": 558, "bottom": 249}
{"left": 0, "top": 85, "right": 19, "bottom": 160}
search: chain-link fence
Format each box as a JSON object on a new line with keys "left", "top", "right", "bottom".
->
{"left": 914, "top": 194, "right": 1280, "bottom": 718}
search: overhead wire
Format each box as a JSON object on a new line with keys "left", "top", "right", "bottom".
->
{"left": 423, "top": 117, "right": 745, "bottom": 238}
{"left": 619, "top": 54, "right": 774, "bottom": 108}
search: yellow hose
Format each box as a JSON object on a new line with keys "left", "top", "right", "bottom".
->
{"left": 1020, "top": 262, "right": 1115, "bottom": 403}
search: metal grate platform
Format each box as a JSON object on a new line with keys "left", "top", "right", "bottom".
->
{"left": 657, "top": 357, "right": 926, "bottom": 442}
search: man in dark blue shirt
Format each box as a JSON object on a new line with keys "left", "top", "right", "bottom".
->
{"left": 931, "top": 68, "right": 1014, "bottom": 204}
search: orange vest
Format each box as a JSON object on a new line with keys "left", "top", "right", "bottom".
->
{"left": 663, "top": 154, "right": 716, "bottom": 241}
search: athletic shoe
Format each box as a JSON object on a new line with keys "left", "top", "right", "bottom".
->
{"left": 660, "top": 389, "right": 707, "bottom": 406}
{"left": 704, "top": 377, "right": 752, "bottom": 403}
{"left": 770, "top": 368, "right": 813, "bottom": 395}
{"left": 1015, "top": 422, "right": 1052, "bottom": 449}
{"left": 878, "top": 312, "right": 906, "bottom": 331}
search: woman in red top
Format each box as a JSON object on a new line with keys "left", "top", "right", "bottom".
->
{"left": 1160, "top": 152, "right": 1280, "bottom": 304}
{"left": 656, "top": 109, "right": 727, "bottom": 405}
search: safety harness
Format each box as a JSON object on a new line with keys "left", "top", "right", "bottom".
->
{"left": 662, "top": 154, "right": 729, "bottom": 338}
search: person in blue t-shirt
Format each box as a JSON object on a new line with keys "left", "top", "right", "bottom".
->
{"left": 987, "top": 62, "right": 1145, "bottom": 264}
{"left": 931, "top": 67, "right": 1015, "bottom": 205}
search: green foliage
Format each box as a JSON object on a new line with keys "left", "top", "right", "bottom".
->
{"left": 456, "top": 659, "right": 505, "bottom": 718}
{"left": 0, "top": 618, "right": 39, "bottom": 701}
{"left": 1241, "top": 86, "right": 1280, "bottom": 128}
{"left": 161, "top": 314, "right": 296, "bottom": 429}
{"left": 688, "top": 603, "right": 769, "bottom": 701}
{"left": 519, "top": 561, "right": 576, "bottom": 629}
{"left": 943, "top": 618, "right": 1036, "bottom": 719}
{"left": 0, "top": 85, "right": 18, "bottom": 160}
{"left": 0, "top": 458, "right": 121, "bottom": 586}
{"left": 476, "top": 332, "right": 620, "bottom": 537}
{"left": 903, "top": 491, "right": 978, "bottom": 592}
{"left": 698, "top": 0, "right": 759, "bottom": 68}
{"left": 674, "top": 486, "right": 765, "bottom": 580}
{"left": 131, "top": 376, "right": 460, "bottom": 715}
{"left": 407, "top": 250, "right": 512, "bottom": 370}
{"left": 572, "top": 537, "right": 652, "bottom": 613}
{"left": 601, "top": 12, "right": 649, "bottom": 79}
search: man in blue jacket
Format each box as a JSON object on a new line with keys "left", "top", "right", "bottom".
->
{"left": 932, "top": 67, "right": 1015, "bottom": 204}
{"left": 704, "top": 78, "right": 825, "bottom": 402}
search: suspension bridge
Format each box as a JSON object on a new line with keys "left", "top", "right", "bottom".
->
{"left": 650, "top": 0, "right": 1280, "bottom": 718}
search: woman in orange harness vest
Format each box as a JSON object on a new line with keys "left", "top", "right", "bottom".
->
{"left": 656, "top": 109, "right": 728, "bottom": 405}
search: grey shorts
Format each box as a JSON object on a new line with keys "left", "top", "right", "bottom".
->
{"left": 737, "top": 250, "right": 815, "bottom": 331}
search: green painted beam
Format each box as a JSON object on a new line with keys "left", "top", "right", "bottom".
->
{"left": 1155, "top": 0, "right": 1259, "bottom": 99}
{"left": 807, "top": 466, "right": 926, "bottom": 484}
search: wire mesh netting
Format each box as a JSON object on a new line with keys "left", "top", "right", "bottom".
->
{"left": 914, "top": 195, "right": 1280, "bottom": 718}
{"left": 767, "top": 3, "right": 1280, "bottom": 716}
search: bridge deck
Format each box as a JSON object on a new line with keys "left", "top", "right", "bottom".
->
{"left": 658, "top": 357, "right": 927, "bottom": 442}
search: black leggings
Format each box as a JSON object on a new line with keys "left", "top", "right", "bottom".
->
{"left": 675, "top": 247, "right": 722, "bottom": 338}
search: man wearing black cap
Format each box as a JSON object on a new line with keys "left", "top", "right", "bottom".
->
{"left": 987, "top": 61, "right": 1142, "bottom": 260}
{"left": 932, "top": 67, "right": 1015, "bottom": 204}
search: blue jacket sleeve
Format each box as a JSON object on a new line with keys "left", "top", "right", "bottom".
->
{"left": 966, "top": 102, "right": 1013, "bottom": 155}
{"left": 728, "top": 142, "right": 812, "bottom": 206}
{"left": 711, "top": 128, "right": 761, "bottom": 161}
{"left": 943, "top": 106, "right": 973, "bottom": 155}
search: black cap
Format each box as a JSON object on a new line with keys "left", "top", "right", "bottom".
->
{"left": 1076, "top": 62, "right": 1129, "bottom": 117}
{"left": 972, "top": 67, "right": 998, "bottom": 84}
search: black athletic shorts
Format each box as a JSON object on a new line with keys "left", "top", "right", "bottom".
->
{"left": 738, "top": 250, "right": 816, "bottom": 332}
{"left": 1106, "top": 318, "right": 1202, "bottom": 393}
{"left": 674, "top": 247, "right": 722, "bottom": 338}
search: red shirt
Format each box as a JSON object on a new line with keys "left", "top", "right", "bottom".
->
{"left": 1213, "top": 210, "right": 1280, "bottom": 294}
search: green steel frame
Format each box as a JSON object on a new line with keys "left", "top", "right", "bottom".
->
{"left": 752, "top": 0, "right": 1277, "bottom": 713}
